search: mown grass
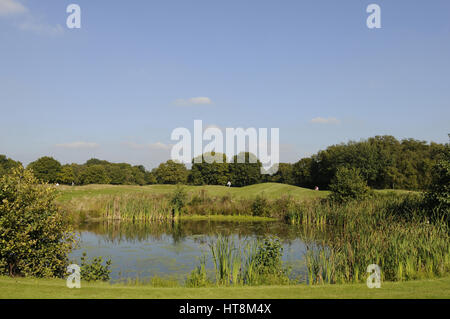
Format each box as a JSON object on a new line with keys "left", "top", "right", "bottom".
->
{"left": 1, "top": 275, "right": 449, "bottom": 299}
{"left": 55, "top": 183, "right": 330, "bottom": 202}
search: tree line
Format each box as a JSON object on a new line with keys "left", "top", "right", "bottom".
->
{"left": 0, "top": 135, "right": 447, "bottom": 190}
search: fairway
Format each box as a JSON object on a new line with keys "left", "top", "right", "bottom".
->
{"left": 56, "top": 183, "right": 330, "bottom": 202}
{"left": 1, "top": 276, "right": 449, "bottom": 299}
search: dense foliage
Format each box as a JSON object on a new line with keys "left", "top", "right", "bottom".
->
{"left": 0, "top": 155, "right": 21, "bottom": 178}
{"left": 153, "top": 160, "right": 188, "bottom": 184}
{"left": 229, "top": 152, "right": 262, "bottom": 187}
{"left": 2, "top": 135, "right": 447, "bottom": 190}
{"left": 329, "top": 167, "right": 371, "bottom": 203}
{"left": 425, "top": 145, "right": 450, "bottom": 222}
{"left": 0, "top": 167, "right": 75, "bottom": 277}
{"left": 27, "top": 156, "right": 62, "bottom": 183}
{"left": 25, "top": 157, "right": 154, "bottom": 186}
{"left": 189, "top": 152, "right": 229, "bottom": 185}
{"left": 293, "top": 135, "right": 446, "bottom": 190}
{"left": 79, "top": 252, "right": 112, "bottom": 282}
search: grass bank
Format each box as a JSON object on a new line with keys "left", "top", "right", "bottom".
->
{"left": 1, "top": 275, "right": 449, "bottom": 299}
{"left": 56, "top": 183, "right": 330, "bottom": 202}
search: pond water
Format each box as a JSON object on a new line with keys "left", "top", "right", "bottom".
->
{"left": 70, "top": 219, "right": 325, "bottom": 283}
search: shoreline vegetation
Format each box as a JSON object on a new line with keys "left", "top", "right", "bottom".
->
{"left": 56, "top": 182, "right": 450, "bottom": 287}
{"left": 1, "top": 140, "right": 449, "bottom": 298}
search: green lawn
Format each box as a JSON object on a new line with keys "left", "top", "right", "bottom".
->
{"left": 1, "top": 276, "right": 449, "bottom": 299}
{"left": 56, "top": 183, "right": 330, "bottom": 202}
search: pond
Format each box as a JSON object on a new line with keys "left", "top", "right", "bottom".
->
{"left": 70, "top": 219, "right": 327, "bottom": 283}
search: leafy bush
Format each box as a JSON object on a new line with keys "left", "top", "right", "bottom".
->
{"left": 425, "top": 147, "right": 450, "bottom": 223}
{"left": 170, "top": 185, "right": 187, "bottom": 214}
{"left": 79, "top": 252, "right": 112, "bottom": 282}
{"left": 0, "top": 167, "right": 76, "bottom": 277}
{"left": 329, "top": 167, "right": 371, "bottom": 203}
{"left": 251, "top": 195, "right": 270, "bottom": 217}
{"left": 252, "top": 236, "right": 284, "bottom": 275}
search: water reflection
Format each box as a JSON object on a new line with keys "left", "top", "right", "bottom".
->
{"left": 70, "top": 219, "right": 330, "bottom": 283}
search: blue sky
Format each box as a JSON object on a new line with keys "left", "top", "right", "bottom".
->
{"left": 0, "top": 0, "right": 449, "bottom": 169}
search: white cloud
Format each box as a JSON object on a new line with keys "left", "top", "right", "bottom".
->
{"left": 124, "top": 142, "right": 172, "bottom": 151}
{"left": 0, "top": 0, "right": 63, "bottom": 36}
{"left": 310, "top": 117, "right": 341, "bottom": 124}
{"left": 18, "top": 19, "right": 64, "bottom": 36}
{"left": 55, "top": 142, "right": 99, "bottom": 149}
{"left": 0, "top": 0, "right": 27, "bottom": 16}
{"left": 174, "top": 97, "right": 213, "bottom": 106}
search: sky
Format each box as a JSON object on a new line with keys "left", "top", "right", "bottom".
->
{"left": 0, "top": 0, "right": 449, "bottom": 169}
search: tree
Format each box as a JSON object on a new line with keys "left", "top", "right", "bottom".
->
{"left": 78, "top": 165, "right": 110, "bottom": 185}
{"left": 188, "top": 152, "right": 229, "bottom": 185}
{"left": 329, "top": 167, "right": 371, "bottom": 203}
{"left": 292, "top": 158, "right": 314, "bottom": 188}
{"left": 131, "top": 165, "right": 146, "bottom": 185}
{"left": 58, "top": 164, "right": 76, "bottom": 184}
{"left": 0, "top": 155, "right": 21, "bottom": 178}
{"left": 425, "top": 145, "right": 450, "bottom": 222}
{"left": 229, "top": 152, "right": 262, "bottom": 187}
{"left": 27, "top": 156, "right": 62, "bottom": 183}
{"left": 292, "top": 136, "right": 445, "bottom": 190}
{"left": 153, "top": 160, "right": 188, "bottom": 184}
{"left": 145, "top": 171, "right": 157, "bottom": 184}
{"left": 268, "top": 163, "right": 295, "bottom": 185}
{"left": 0, "top": 167, "right": 75, "bottom": 277}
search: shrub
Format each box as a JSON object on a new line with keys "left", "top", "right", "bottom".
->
{"left": 79, "top": 252, "right": 112, "bottom": 282}
{"left": 425, "top": 147, "right": 450, "bottom": 223}
{"left": 329, "top": 167, "right": 371, "bottom": 203}
{"left": 0, "top": 167, "right": 76, "bottom": 277}
{"left": 170, "top": 185, "right": 187, "bottom": 214}
{"left": 251, "top": 195, "right": 270, "bottom": 217}
{"left": 252, "top": 236, "right": 285, "bottom": 276}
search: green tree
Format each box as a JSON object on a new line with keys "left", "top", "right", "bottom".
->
{"left": 292, "top": 158, "right": 314, "bottom": 188}
{"left": 425, "top": 145, "right": 450, "bottom": 222}
{"left": 229, "top": 152, "right": 262, "bottom": 187}
{"left": 268, "top": 163, "right": 295, "bottom": 185}
{"left": 27, "top": 156, "right": 62, "bottom": 183}
{"left": 329, "top": 166, "right": 371, "bottom": 203}
{"left": 58, "top": 164, "right": 76, "bottom": 185}
{"left": 189, "top": 152, "right": 229, "bottom": 185}
{"left": 153, "top": 160, "right": 188, "bottom": 184}
{"left": 131, "top": 165, "right": 146, "bottom": 185}
{"left": 145, "top": 171, "right": 157, "bottom": 184}
{"left": 0, "top": 167, "right": 75, "bottom": 277}
{"left": 0, "top": 155, "right": 21, "bottom": 178}
{"left": 78, "top": 165, "right": 110, "bottom": 185}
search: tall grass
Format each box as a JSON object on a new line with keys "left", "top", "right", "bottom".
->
{"left": 60, "top": 190, "right": 300, "bottom": 223}
{"left": 61, "top": 189, "right": 450, "bottom": 285}
{"left": 187, "top": 236, "right": 290, "bottom": 287}
{"left": 299, "top": 194, "right": 450, "bottom": 284}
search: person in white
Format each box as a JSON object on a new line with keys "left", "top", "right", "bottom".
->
{"left": 227, "top": 181, "right": 231, "bottom": 187}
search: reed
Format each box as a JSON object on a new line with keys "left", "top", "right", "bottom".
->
{"left": 303, "top": 195, "right": 450, "bottom": 284}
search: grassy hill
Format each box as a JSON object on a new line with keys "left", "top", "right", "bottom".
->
{"left": 56, "top": 183, "right": 330, "bottom": 202}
